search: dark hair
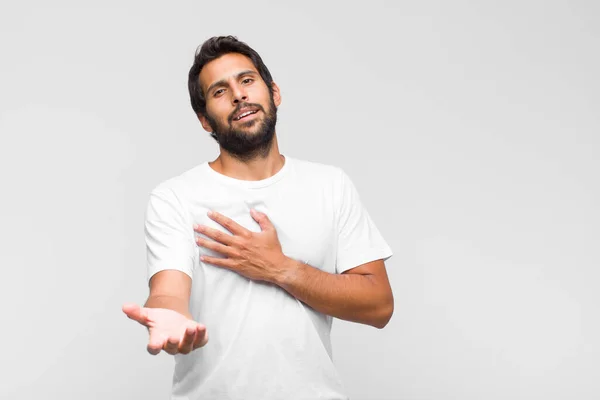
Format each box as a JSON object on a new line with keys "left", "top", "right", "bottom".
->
{"left": 188, "top": 35, "right": 274, "bottom": 117}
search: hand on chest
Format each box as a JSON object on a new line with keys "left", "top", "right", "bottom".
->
{"left": 193, "top": 197, "right": 336, "bottom": 271}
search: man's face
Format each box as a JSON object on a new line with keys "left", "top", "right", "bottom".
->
{"left": 198, "top": 53, "right": 281, "bottom": 160}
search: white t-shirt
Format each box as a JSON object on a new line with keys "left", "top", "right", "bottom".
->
{"left": 144, "top": 154, "right": 393, "bottom": 400}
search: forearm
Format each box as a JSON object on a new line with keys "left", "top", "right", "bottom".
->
{"left": 144, "top": 295, "right": 192, "bottom": 319}
{"left": 274, "top": 258, "right": 393, "bottom": 329}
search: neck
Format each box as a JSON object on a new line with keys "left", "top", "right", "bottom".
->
{"left": 210, "top": 134, "right": 285, "bottom": 181}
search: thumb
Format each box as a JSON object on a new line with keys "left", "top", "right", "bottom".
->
{"left": 250, "top": 209, "right": 273, "bottom": 231}
{"left": 122, "top": 302, "right": 149, "bottom": 326}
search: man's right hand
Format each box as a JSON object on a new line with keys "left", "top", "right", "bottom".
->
{"left": 122, "top": 303, "right": 208, "bottom": 355}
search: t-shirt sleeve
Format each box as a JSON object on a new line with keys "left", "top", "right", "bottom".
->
{"left": 144, "top": 187, "right": 197, "bottom": 285}
{"left": 335, "top": 168, "right": 393, "bottom": 274}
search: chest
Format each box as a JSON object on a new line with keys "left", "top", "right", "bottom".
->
{"left": 190, "top": 186, "right": 338, "bottom": 273}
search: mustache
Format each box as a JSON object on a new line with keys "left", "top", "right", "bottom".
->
{"left": 229, "top": 102, "right": 264, "bottom": 122}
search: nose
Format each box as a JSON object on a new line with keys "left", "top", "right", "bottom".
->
{"left": 232, "top": 84, "right": 248, "bottom": 104}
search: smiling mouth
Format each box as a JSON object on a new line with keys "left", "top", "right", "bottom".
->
{"left": 233, "top": 110, "right": 259, "bottom": 121}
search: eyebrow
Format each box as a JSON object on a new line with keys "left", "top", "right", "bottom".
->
{"left": 205, "top": 70, "right": 258, "bottom": 95}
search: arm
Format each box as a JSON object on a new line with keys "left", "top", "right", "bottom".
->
{"left": 195, "top": 209, "right": 395, "bottom": 329}
{"left": 123, "top": 269, "right": 207, "bottom": 355}
{"left": 144, "top": 269, "right": 193, "bottom": 319}
{"left": 275, "top": 258, "right": 394, "bottom": 329}
{"left": 142, "top": 187, "right": 197, "bottom": 321}
{"left": 122, "top": 188, "right": 207, "bottom": 355}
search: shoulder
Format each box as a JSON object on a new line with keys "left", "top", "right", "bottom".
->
{"left": 149, "top": 162, "right": 208, "bottom": 201}
{"left": 288, "top": 156, "right": 346, "bottom": 183}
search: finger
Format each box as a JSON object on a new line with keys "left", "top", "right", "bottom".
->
{"left": 178, "top": 323, "right": 197, "bottom": 354}
{"left": 147, "top": 332, "right": 167, "bottom": 356}
{"left": 195, "top": 236, "right": 235, "bottom": 257}
{"left": 250, "top": 209, "right": 273, "bottom": 231}
{"left": 200, "top": 255, "right": 235, "bottom": 269}
{"left": 192, "top": 324, "right": 209, "bottom": 349}
{"left": 207, "top": 210, "right": 252, "bottom": 237}
{"left": 122, "top": 303, "right": 149, "bottom": 326}
{"left": 195, "top": 225, "right": 236, "bottom": 246}
{"left": 163, "top": 335, "right": 180, "bottom": 355}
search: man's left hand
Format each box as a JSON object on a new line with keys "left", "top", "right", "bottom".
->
{"left": 194, "top": 209, "right": 290, "bottom": 283}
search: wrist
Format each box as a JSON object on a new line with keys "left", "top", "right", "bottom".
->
{"left": 272, "top": 256, "right": 301, "bottom": 287}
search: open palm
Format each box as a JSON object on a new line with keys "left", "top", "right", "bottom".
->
{"left": 122, "top": 303, "right": 208, "bottom": 355}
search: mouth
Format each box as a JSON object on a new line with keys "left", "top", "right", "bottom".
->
{"left": 232, "top": 108, "right": 260, "bottom": 122}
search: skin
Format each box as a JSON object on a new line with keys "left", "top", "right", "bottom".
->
{"left": 123, "top": 52, "right": 394, "bottom": 356}
{"left": 197, "top": 52, "right": 285, "bottom": 181}
{"left": 196, "top": 210, "right": 394, "bottom": 329}
{"left": 122, "top": 302, "right": 208, "bottom": 355}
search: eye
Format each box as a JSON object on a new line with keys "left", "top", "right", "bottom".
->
{"left": 241, "top": 78, "right": 254, "bottom": 84}
{"left": 213, "top": 88, "right": 225, "bottom": 97}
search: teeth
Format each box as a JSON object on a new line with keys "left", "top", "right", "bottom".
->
{"left": 235, "top": 110, "right": 256, "bottom": 120}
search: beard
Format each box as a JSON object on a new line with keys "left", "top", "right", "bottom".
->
{"left": 205, "top": 95, "right": 278, "bottom": 162}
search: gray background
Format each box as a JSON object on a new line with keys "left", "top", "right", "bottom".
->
{"left": 1, "top": 1, "right": 598, "bottom": 399}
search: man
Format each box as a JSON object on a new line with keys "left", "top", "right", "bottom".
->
{"left": 123, "top": 35, "right": 394, "bottom": 399}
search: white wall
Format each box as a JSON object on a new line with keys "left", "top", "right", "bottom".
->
{"left": 1, "top": 1, "right": 598, "bottom": 399}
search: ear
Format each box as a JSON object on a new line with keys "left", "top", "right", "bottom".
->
{"left": 271, "top": 82, "right": 282, "bottom": 107}
{"left": 197, "top": 113, "right": 214, "bottom": 133}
